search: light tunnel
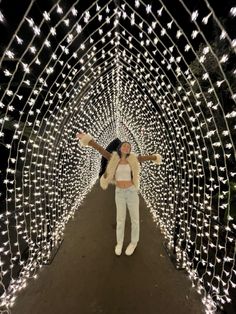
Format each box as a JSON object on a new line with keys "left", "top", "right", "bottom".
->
{"left": 0, "top": 0, "right": 236, "bottom": 313}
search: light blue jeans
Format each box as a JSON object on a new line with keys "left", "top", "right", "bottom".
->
{"left": 115, "top": 185, "right": 140, "bottom": 245}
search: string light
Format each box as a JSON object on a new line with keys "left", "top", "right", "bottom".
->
{"left": 0, "top": 1, "right": 235, "bottom": 313}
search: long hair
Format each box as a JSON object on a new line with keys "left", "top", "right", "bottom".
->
{"left": 116, "top": 141, "right": 132, "bottom": 158}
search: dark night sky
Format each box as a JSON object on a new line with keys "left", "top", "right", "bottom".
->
{"left": 0, "top": 0, "right": 235, "bottom": 49}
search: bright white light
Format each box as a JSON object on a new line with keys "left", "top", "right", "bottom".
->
{"left": 0, "top": 1, "right": 235, "bottom": 313}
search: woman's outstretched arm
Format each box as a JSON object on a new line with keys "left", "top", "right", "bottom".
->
{"left": 137, "top": 154, "right": 162, "bottom": 165}
{"left": 76, "top": 132, "right": 111, "bottom": 160}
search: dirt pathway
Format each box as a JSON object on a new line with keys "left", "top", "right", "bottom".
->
{"left": 12, "top": 182, "right": 204, "bottom": 314}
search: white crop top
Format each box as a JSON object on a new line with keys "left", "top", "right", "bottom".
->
{"left": 115, "top": 164, "right": 132, "bottom": 181}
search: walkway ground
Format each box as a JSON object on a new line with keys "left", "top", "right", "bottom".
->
{"left": 12, "top": 182, "right": 204, "bottom": 314}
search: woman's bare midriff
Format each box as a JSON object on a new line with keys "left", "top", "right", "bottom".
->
{"left": 116, "top": 180, "right": 134, "bottom": 188}
{"left": 115, "top": 159, "right": 134, "bottom": 188}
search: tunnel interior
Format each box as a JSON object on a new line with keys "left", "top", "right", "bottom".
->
{"left": 0, "top": 0, "right": 236, "bottom": 312}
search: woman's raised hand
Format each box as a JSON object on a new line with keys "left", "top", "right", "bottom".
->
{"left": 76, "top": 132, "right": 93, "bottom": 147}
{"left": 76, "top": 132, "right": 86, "bottom": 140}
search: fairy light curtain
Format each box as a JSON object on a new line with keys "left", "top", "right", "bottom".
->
{"left": 0, "top": 0, "right": 235, "bottom": 313}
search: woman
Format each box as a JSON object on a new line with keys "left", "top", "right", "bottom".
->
{"left": 76, "top": 132, "right": 162, "bottom": 256}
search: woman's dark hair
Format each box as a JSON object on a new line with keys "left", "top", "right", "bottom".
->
{"left": 117, "top": 141, "right": 131, "bottom": 158}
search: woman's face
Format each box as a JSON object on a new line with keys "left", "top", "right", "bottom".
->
{"left": 120, "top": 142, "right": 131, "bottom": 155}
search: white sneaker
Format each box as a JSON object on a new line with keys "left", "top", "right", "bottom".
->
{"left": 115, "top": 243, "right": 123, "bottom": 256}
{"left": 125, "top": 243, "right": 137, "bottom": 256}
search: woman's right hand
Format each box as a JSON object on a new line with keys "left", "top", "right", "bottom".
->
{"left": 76, "top": 132, "right": 86, "bottom": 140}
